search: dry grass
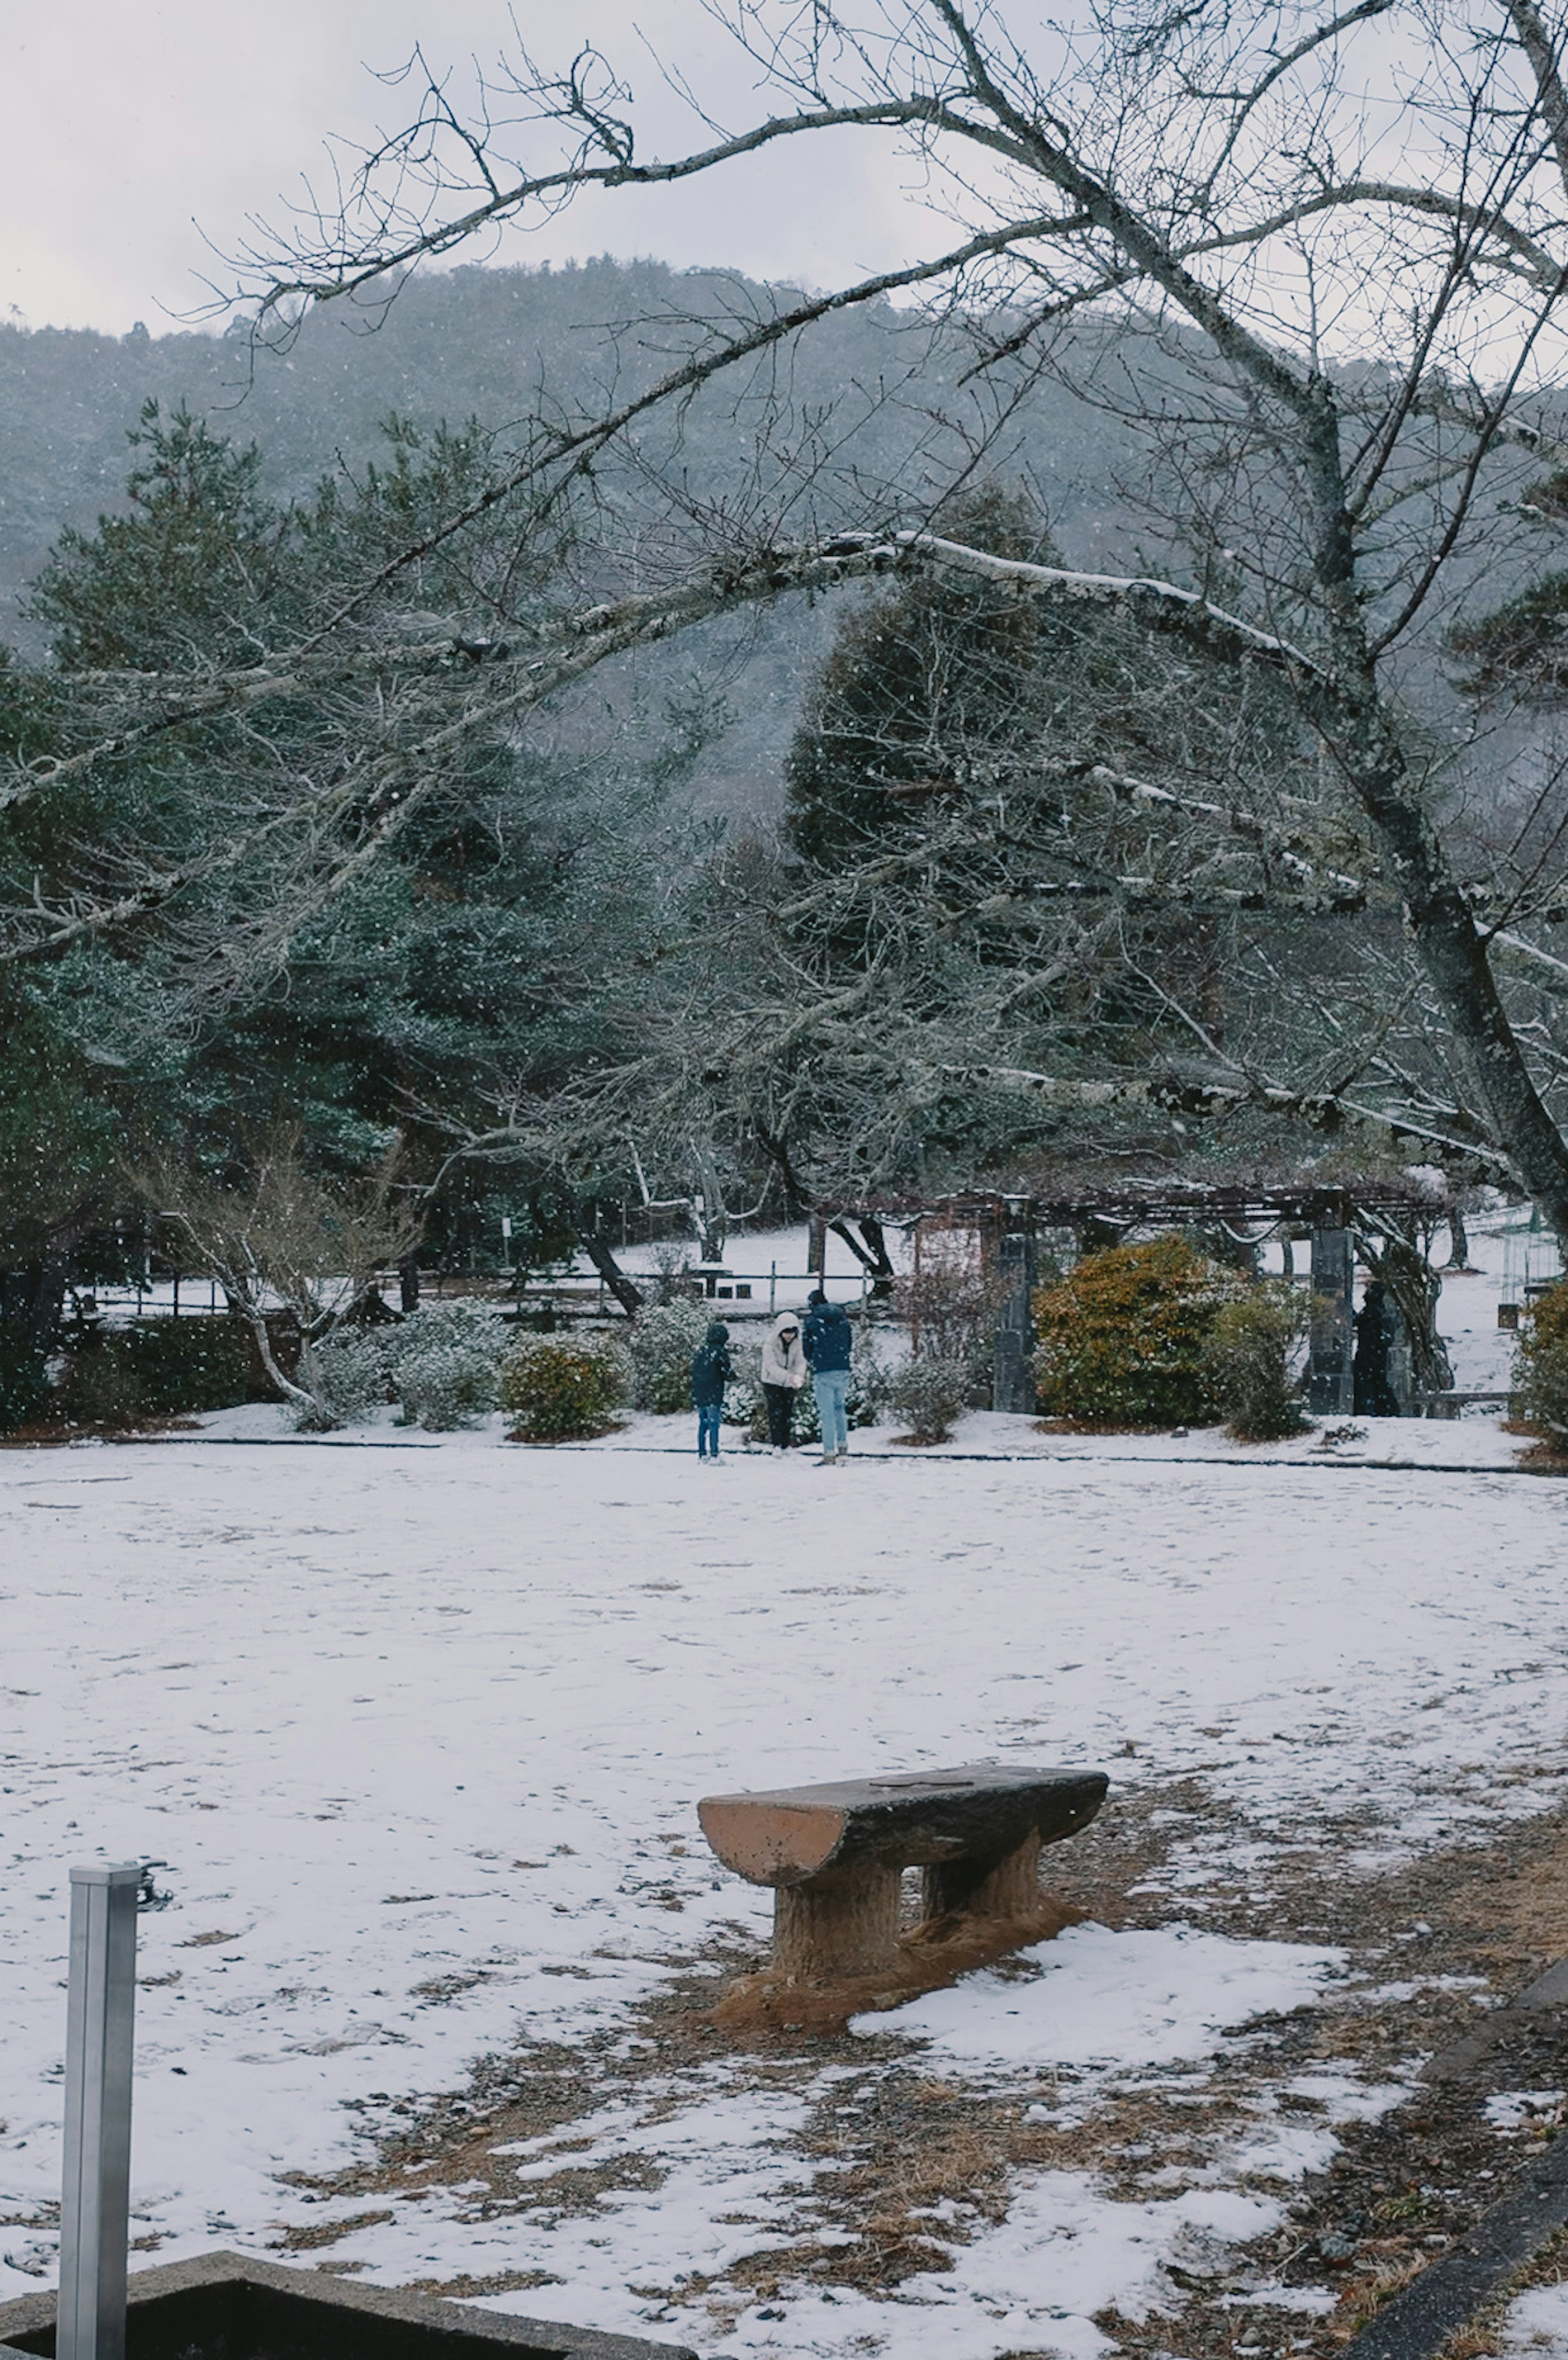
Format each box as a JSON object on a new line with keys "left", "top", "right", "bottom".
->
{"left": 1325, "top": 2252, "right": 1429, "bottom": 2342}
{"left": 278, "top": 2208, "right": 394, "bottom": 2253}
{"left": 409, "top": 2270, "right": 563, "bottom": 2300}
{"left": 256, "top": 1784, "right": 1568, "bottom": 2360}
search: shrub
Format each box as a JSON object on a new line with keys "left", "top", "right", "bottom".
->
{"left": 55, "top": 1318, "right": 256, "bottom": 1429}
{"left": 645, "top": 1240, "right": 699, "bottom": 1305}
{"left": 889, "top": 1354, "right": 969, "bottom": 1444}
{"left": 894, "top": 1230, "right": 1010, "bottom": 1401}
{"left": 627, "top": 1300, "right": 712, "bottom": 1412}
{"left": 293, "top": 1328, "right": 389, "bottom": 1430}
{"left": 720, "top": 1338, "right": 765, "bottom": 1431}
{"left": 1033, "top": 1236, "right": 1241, "bottom": 1427}
{"left": 288, "top": 1299, "right": 513, "bottom": 1433}
{"left": 1203, "top": 1285, "right": 1309, "bottom": 1441}
{"left": 501, "top": 1334, "right": 629, "bottom": 1441}
{"left": 1516, "top": 1280, "right": 1568, "bottom": 1442}
{"left": 855, "top": 1332, "right": 896, "bottom": 1428}
{"left": 0, "top": 1325, "right": 52, "bottom": 1432}
{"left": 389, "top": 1300, "right": 508, "bottom": 1431}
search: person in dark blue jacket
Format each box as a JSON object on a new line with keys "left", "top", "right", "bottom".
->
{"left": 689, "top": 1321, "right": 734, "bottom": 1459}
{"left": 802, "top": 1289, "right": 853, "bottom": 1462}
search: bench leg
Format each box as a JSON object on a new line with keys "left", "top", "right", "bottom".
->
{"left": 919, "top": 1831, "right": 1041, "bottom": 1925}
{"left": 773, "top": 1865, "right": 901, "bottom": 1981}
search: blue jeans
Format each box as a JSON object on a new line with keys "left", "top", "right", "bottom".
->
{"left": 697, "top": 1402, "right": 722, "bottom": 1456}
{"left": 813, "top": 1368, "right": 849, "bottom": 1454}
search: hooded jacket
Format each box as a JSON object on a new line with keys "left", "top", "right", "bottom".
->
{"left": 802, "top": 1294, "right": 853, "bottom": 1374}
{"left": 689, "top": 1322, "right": 734, "bottom": 1408}
{"left": 760, "top": 1313, "right": 808, "bottom": 1390}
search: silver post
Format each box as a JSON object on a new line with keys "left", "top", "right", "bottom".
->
{"left": 58, "top": 1864, "right": 140, "bottom": 2360}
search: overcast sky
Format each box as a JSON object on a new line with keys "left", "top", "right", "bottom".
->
{"left": 3, "top": 0, "right": 930, "bottom": 336}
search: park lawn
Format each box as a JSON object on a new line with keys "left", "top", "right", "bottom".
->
{"left": 3, "top": 1430, "right": 1568, "bottom": 2360}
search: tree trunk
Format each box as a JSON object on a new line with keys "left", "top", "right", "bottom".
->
{"left": 1446, "top": 1204, "right": 1474, "bottom": 1271}
{"left": 1358, "top": 1229, "right": 1454, "bottom": 1398}
{"left": 1299, "top": 429, "right": 1568, "bottom": 1250}
{"left": 579, "top": 1227, "right": 644, "bottom": 1316}
{"left": 241, "top": 1303, "right": 318, "bottom": 1419}
{"left": 826, "top": 1216, "right": 896, "bottom": 1297}
{"left": 753, "top": 1123, "right": 811, "bottom": 1220}
{"left": 696, "top": 1216, "right": 724, "bottom": 1264}
{"left": 1153, "top": 377, "right": 1568, "bottom": 1254}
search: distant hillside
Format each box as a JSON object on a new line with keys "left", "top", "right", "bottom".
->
{"left": 0, "top": 260, "right": 1157, "bottom": 817}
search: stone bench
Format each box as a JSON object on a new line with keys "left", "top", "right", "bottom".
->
{"left": 697, "top": 1764, "right": 1107, "bottom": 2016}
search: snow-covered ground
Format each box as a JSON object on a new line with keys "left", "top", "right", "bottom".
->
{"left": 4, "top": 1410, "right": 1568, "bottom": 2355}
{"left": 4, "top": 1207, "right": 1564, "bottom": 2356}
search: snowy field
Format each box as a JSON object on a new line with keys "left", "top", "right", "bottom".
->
{"left": 4, "top": 1408, "right": 1568, "bottom": 2357}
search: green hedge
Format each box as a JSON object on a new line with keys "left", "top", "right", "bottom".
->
{"left": 56, "top": 1319, "right": 256, "bottom": 1427}
{"left": 0, "top": 1324, "right": 51, "bottom": 1433}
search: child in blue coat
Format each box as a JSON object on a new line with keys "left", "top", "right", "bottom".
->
{"left": 690, "top": 1321, "right": 734, "bottom": 1459}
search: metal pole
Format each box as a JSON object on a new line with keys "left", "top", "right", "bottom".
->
{"left": 59, "top": 1864, "right": 140, "bottom": 2360}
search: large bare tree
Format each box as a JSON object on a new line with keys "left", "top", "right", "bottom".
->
{"left": 20, "top": 1, "right": 1568, "bottom": 1242}
{"left": 203, "top": 0, "right": 1568, "bottom": 1241}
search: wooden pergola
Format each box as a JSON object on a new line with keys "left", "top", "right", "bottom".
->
{"left": 817, "top": 1180, "right": 1449, "bottom": 1416}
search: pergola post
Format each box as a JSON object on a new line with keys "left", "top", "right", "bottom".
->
{"left": 993, "top": 1201, "right": 1038, "bottom": 1414}
{"left": 1308, "top": 1225, "right": 1356, "bottom": 1414}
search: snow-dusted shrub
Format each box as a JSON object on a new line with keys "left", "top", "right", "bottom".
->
{"left": 1033, "top": 1237, "right": 1241, "bottom": 1427}
{"left": 396, "top": 1344, "right": 494, "bottom": 1431}
{"left": 627, "top": 1300, "right": 711, "bottom": 1413}
{"left": 1516, "top": 1281, "right": 1568, "bottom": 1443}
{"left": 850, "top": 1334, "right": 895, "bottom": 1428}
{"left": 721, "top": 1337, "right": 764, "bottom": 1431}
{"left": 889, "top": 1354, "right": 969, "bottom": 1444}
{"left": 293, "top": 1329, "right": 389, "bottom": 1431}
{"left": 645, "top": 1240, "right": 698, "bottom": 1304}
{"left": 388, "top": 1299, "right": 508, "bottom": 1430}
{"left": 501, "top": 1334, "right": 629, "bottom": 1441}
{"left": 1203, "top": 1285, "right": 1309, "bottom": 1441}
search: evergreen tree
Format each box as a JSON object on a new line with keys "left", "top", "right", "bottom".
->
{"left": 0, "top": 405, "right": 713, "bottom": 1408}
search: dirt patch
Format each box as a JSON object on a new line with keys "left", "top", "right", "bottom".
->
{"left": 0, "top": 1415, "right": 201, "bottom": 1444}
{"left": 706, "top": 1898, "right": 1087, "bottom": 2034}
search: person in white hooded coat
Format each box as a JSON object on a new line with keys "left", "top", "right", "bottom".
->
{"left": 760, "top": 1312, "right": 808, "bottom": 1449}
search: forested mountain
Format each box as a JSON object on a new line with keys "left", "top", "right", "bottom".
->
{"left": 0, "top": 260, "right": 1149, "bottom": 814}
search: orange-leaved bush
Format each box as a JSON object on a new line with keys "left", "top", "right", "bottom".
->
{"left": 1033, "top": 1236, "right": 1241, "bottom": 1427}
{"left": 1515, "top": 1279, "right": 1568, "bottom": 1441}
{"left": 500, "top": 1335, "right": 628, "bottom": 1442}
